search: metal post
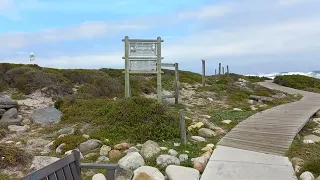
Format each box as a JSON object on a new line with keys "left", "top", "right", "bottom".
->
{"left": 124, "top": 36, "right": 130, "bottom": 98}
{"left": 222, "top": 67, "right": 225, "bottom": 74}
{"left": 179, "top": 109, "right": 187, "bottom": 145}
{"left": 218, "top": 63, "right": 221, "bottom": 75}
{"left": 157, "top": 37, "right": 162, "bottom": 102}
{"left": 202, "top": 60, "right": 205, "bottom": 86}
{"left": 175, "top": 63, "right": 179, "bottom": 105}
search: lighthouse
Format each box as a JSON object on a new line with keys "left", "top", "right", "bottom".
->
{"left": 30, "top": 52, "right": 35, "bottom": 64}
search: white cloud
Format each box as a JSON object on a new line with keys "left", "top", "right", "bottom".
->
{"left": 276, "top": 0, "right": 317, "bottom": 6}
{"left": 177, "top": 4, "right": 233, "bottom": 20}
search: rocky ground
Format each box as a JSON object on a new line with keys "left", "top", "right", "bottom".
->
{"left": 0, "top": 77, "right": 302, "bottom": 180}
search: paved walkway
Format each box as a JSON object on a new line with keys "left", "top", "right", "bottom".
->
{"left": 201, "top": 81, "right": 320, "bottom": 180}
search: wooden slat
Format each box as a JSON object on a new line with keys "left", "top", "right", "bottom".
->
{"left": 69, "top": 162, "right": 81, "bottom": 180}
{"left": 62, "top": 165, "right": 73, "bottom": 180}
{"left": 55, "top": 169, "right": 66, "bottom": 180}
{"left": 48, "top": 173, "right": 57, "bottom": 180}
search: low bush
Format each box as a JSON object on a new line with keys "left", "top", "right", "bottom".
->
{"left": 0, "top": 144, "right": 32, "bottom": 169}
{"left": 53, "top": 131, "right": 87, "bottom": 153}
{"left": 274, "top": 75, "right": 320, "bottom": 93}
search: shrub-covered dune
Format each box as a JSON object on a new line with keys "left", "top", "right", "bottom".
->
{"left": 274, "top": 75, "right": 320, "bottom": 93}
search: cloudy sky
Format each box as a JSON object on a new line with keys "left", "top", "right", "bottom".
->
{"left": 1, "top": 0, "right": 319, "bottom": 74}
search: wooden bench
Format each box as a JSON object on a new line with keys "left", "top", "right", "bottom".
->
{"left": 21, "top": 150, "right": 119, "bottom": 180}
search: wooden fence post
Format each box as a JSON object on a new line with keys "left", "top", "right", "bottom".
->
{"left": 124, "top": 36, "right": 130, "bottom": 98}
{"left": 156, "top": 37, "right": 162, "bottom": 102}
{"left": 202, "top": 60, "right": 205, "bottom": 86}
{"left": 179, "top": 109, "right": 187, "bottom": 145}
{"left": 215, "top": 69, "right": 217, "bottom": 75}
{"left": 175, "top": 63, "right": 179, "bottom": 104}
{"left": 227, "top": 65, "right": 229, "bottom": 75}
{"left": 218, "top": 63, "right": 221, "bottom": 75}
{"left": 222, "top": 67, "right": 225, "bottom": 74}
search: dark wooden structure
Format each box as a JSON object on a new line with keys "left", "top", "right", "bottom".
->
{"left": 21, "top": 150, "right": 119, "bottom": 180}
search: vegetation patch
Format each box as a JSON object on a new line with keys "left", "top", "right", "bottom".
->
{"left": 274, "top": 75, "right": 320, "bottom": 93}
{"left": 53, "top": 130, "right": 87, "bottom": 153}
{"left": 0, "top": 144, "right": 32, "bottom": 169}
{"left": 11, "top": 92, "right": 27, "bottom": 100}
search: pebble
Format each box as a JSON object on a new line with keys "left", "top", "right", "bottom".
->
{"left": 168, "top": 149, "right": 178, "bottom": 157}
{"left": 206, "top": 144, "right": 215, "bottom": 148}
{"left": 160, "top": 147, "right": 168, "bottom": 151}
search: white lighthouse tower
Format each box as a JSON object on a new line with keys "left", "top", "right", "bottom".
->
{"left": 30, "top": 52, "right": 35, "bottom": 64}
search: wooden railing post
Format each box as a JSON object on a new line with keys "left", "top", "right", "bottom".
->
{"left": 202, "top": 60, "right": 205, "bottom": 86}
{"left": 222, "top": 67, "right": 225, "bottom": 74}
{"left": 175, "top": 63, "right": 179, "bottom": 104}
{"left": 218, "top": 63, "right": 221, "bottom": 75}
{"left": 227, "top": 65, "right": 229, "bottom": 75}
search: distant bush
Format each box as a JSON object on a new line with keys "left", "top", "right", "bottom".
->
{"left": 59, "top": 97, "right": 180, "bottom": 143}
{"left": 61, "top": 70, "right": 107, "bottom": 84}
{"left": 274, "top": 75, "right": 320, "bottom": 93}
{"left": 0, "top": 144, "right": 32, "bottom": 169}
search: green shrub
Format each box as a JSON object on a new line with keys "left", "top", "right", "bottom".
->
{"left": 11, "top": 92, "right": 27, "bottom": 100}
{"left": 53, "top": 131, "right": 86, "bottom": 153}
{"left": 274, "top": 75, "right": 320, "bottom": 93}
{"left": 0, "top": 144, "right": 32, "bottom": 169}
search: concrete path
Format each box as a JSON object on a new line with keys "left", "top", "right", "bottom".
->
{"left": 201, "top": 81, "right": 320, "bottom": 180}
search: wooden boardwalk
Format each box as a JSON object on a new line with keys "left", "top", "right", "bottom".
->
{"left": 201, "top": 81, "right": 320, "bottom": 180}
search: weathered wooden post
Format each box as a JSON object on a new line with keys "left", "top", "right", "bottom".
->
{"left": 157, "top": 37, "right": 162, "bottom": 102}
{"left": 175, "top": 63, "right": 179, "bottom": 104}
{"left": 179, "top": 109, "right": 187, "bottom": 145}
{"left": 222, "top": 67, "right": 225, "bottom": 74}
{"left": 202, "top": 59, "right": 205, "bottom": 86}
{"left": 227, "top": 65, "right": 229, "bottom": 75}
{"left": 124, "top": 36, "right": 130, "bottom": 98}
{"left": 218, "top": 63, "right": 221, "bottom": 75}
{"left": 215, "top": 69, "right": 217, "bottom": 75}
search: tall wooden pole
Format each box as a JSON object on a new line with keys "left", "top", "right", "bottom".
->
{"left": 218, "top": 63, "right": 221, "bottom": 75}
{"left": 222, "top": 67, "right": 225, "bottom": 74}
{"left": 175, "top": 63, "right": 179, "bottom": 104}
{"left": 124, "top": 36, "right": 130, "bottom": 98}
{"left": 157, "top": 37, "right": 162, "bottom": 102}
{"left": 227, "top": 65, "right": 229, "bottom": 75}
{"left": 215, "top": 69, "right": 217, "bottom": 75}
{"left": 202, "top": 60, "right": 205, "bottom": 86}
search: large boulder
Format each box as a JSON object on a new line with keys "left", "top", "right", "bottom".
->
{"left": 140, "top": 140, "right": 161, "bottom": 160}
{"left": 156, "top": 155, "right": 180, "bottom": 168}
{"left": 198, "top": 128, "right": 216, "bottom": 138}
{"left": 31, "top": 107, "right": 62, "bottom": 125}
{"left": 0, "top": 108, "right": 19, "bottom": 125}
{"left": 133, "top": 166, "right": 164, "bottom": 180}
{"left": 118, "top": 152, "right": 145, "bottom": 171}
{"left": 166, "top": 165, "right": 200, "bottom": 180}
{"left": 0, "top": 98, "right": 17, "bottom": 109}
{"left": 30, "top": 156, "right": 60, "bottom": 170}
{"left": 79, "top": 139, "right": 102, "bottom": 153}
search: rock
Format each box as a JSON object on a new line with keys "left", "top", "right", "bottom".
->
{"left": 316, "top": 176, "right": 320, "bottom": 180}
{"left": 206, "top": 144, "right": 215, "bottom": 148}
{"left": 249, "top": 95, "right": 274, "bottom": 102}
{"left": 109, "top": 150, "right": 122, "bottom": 160}
{"left": 31, "top": 156, "right": 60, "bottom": 170}
{"left": 126, "top": 147, "right": 139, "bottom": 154}
{"left": 187, "top": 122, "right": 204, "bottom": 131}
{"left": 201, "top": 147, "right": 213, "bottom": 153}
{"left": 303, "top": 140, "right": 314, "bottom": 144}
{"left": 173, "top": 143, "right": 180, "bottom": 147}
{"left": 168, "top": 149, "right": 178, "bottom": 157}
{"left": 8, "top": 125, "right": 28, "bottom": 132}
{"left": 178, "top": 154, "right": 188, "bottom": 162}
{"left": 0, "top": 109, "right": 5, "bottom": 116}
{"left": 247, "top": 100, "right": 255, "bottom": 105}
{"left": 272, "top": 93, "right": 286, "bottom": 99}
{"left": 216, "top": 129, "right": 226, "bottom": 135}
{"left": 221, "top": 120, "right": 232, "bottom": 124}
{"left": 160, "top": 147, "right": 168, "bottom": 151}
{"left": 57, "top": 127, "right": 75, "bottom": 135}
{"left": 313, "top": 118, "right": 320, "bottom": 123}
{"left": 166, "top": 165, "right": 200, "bottom": 180}
{"left": 100, "top": 145, "right": 112, "bottom": 156}
{"left": 300, "top": 171, "right": 314, "bottom": 180}
{"left": 201, "top": 152, "right": 211, "bottom": 161}
{"left": 191, "top": 136, "right": 206, "bottom": 142}
{"left": 97, "top": 156, "right": 109, "bottom": 163}
{"left": 84, "top": 153, "right": 98, "bottom": 159}
{"left": 259, "top": 104, "right": 268, "bottom": 108}
{"left": 304, "top": 135, "right": 320, "bottom": 143}
{"left": 27, "top": 139, "right": 52, "bottom": 149}
{"left": 21, "top": 119, "right": 32, "bottom": 125}
{"left": 114, "top": 143, "right": 130, "bottom": 150}
{"left": 133, "top": 166, "right": 165, "bottom": 180}
{"left": 291, "top": 157, "right": 304, "bottom": 166}
{"left": 115, "top": 167, "right": 134, "bottom": 180}
{"left": 79, "top": 139, "right": 102, "bottom": 153}
{"left": 0, "top": 98, "right": 17, "bottom": 109}
{"left": 140, "top": 140, "right": 161, "bottom": 160}
{"left": 201, "top": 115, "right": 211, "bottom": 119}
{"left": 198, "top": 128, "right": 216, "bottom": 138}
{"left": 118, "top": 152, "right": 145, "bottom": 171}
{"left": 156, "top": 155, "right": 180, "bottom": 168}
{"left": 83, "top": 134, "right": 90, "bottom": 139}
{"left": 16, "top": 142, "right": 22, "bottom": 145}
{"left": 0, "top": 108, "right": 18, "bottom": 122}
{"left": 185, "top": 150, "right": 190, "bottom": 154}
{"left": 294, "top": 165, "right": 301, "bottom": 173}
{"left": 250, "top": 105, "right": 258, "bottom": 111}
{"left": 5, "top": 140, "right": 14, "bottom": 144}
{"left": 233, "top": 108, "right": 242, "bottom": 111}
{"left": 92, "top": 173, "right": 107, "bottom": 180}
{"left": 31, "top": 107, "right": 62, "bottom": 125}
{"left": 193, "top": 157, "right": 207, "bottom": 173}
{"left": 56, "top": 143, "right": 66, "bottom": 154}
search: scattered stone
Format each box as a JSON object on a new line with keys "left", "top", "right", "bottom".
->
{"left": 221, "top": 120, "right": 232, "bottom": 124}
{"left": 249, "top": 95, "right": 274, "bottom": 102}
{"left": 295, "top": 165, "right": 301, "bottom": 173}
{"left": 126, "top": 147, "right": 139, "bottom": 154}
{"left": 8, "top": 125, "right": 29, "bottom": 132}
{"left": 108, "top": 150, "right": 122, "bottom": 160}
{"left": 201, "top": 147, "right": 213, "bottom": 153}
{"left": 206, "top": 144, "right": 215, "bottom": 149}
{"left": 84, "top": 153, "right": 98, "bottom": 159}
{"left": 83, "top": 134, "right": 90, "bottom": 139}
{"left": 201, "top": 115, "right": 211, "bottom": 119}
{"left": 97, "top": 156, "right": 109, "bottom": 163}
{"left": 191, "top": 136, "right": 206, "bottom": 142}
{"left": 115, "top": 167, "right": 134, "bottom": 180}
{"left": 118, "top": 152, "right": 145, "bottom": 171}
{"left": 0, "top": 109, "right": 5, "bottom": 116}
{"left": 250, "top": 105, "right": 258, "bottom": 111}
{"left": 193, "top": 156, "right": 207, "bottom": 173}
{"left": 100, "top": 145, "right": 112, "bottom": 156}
{"left": 259, "top": 104, "right": 268, "bottom": 108}
{"left": 207, "top": 97, "right": 213, "bottom": 102}
{"left": 5, "top": 140, "right": 14, "bottom": 144}
{"left": 291, "top": 157, "right": 304, "bottom": 166}
{"left": 0, "top": 108, "right": 18, "bottom": 123}
{"left": 187, "top": 122, "right": 204, "bottom": 131}
{"left": 160, "top": 147, "right": 168, "bottom": 151}
{"left": 173, "top": 143, "right": 180, "bottom": 147}
{"left": 27, "top": 139, "right": 51, "bottom": 149}
{"left": 133, "top": 166, "right": 165, "bottom": 180}
{"left": 92, "top": 173, "right": 107, "bottom": 180}
{"left": 79, "top": 139, "right": 102, "bottom": 153}
{"left": 185, "top": 151, "right": 190, "bottom": 154}
{"left": 21, "top": 119, "right": 32, "bottom": 125}
{"left": 198, "top": 128, "right": 216, "bottom": 138}
{"left": 140, "top": 140, "right": 161, "bottom": 160}
{"left": 168, "top": 149, "right": 178, "bottom": 157}
{"left": 56, "top": 143, "right": 66, "bottom": 154}
{"left": 247, "top": 100, "right": 255, "bottom": 105}
{"left": 114, "top": 143, "right": 130, "bottom": 150}
{"left": 156, "top": 155, "right": 180, "bottom": 168}
{"left": 300, "top": 171, "right": 314, "bottom": 180}
{"left": 57, "top": 127, "right": 75, "bottom": 135}
{"left": 166, "top": 165, "right": 200, "bottom": 180}
{"left": 316, "top": 176, "right": 320, "bottom": 180}
{"left": 304, "top": 135, "right": 320, "bottom": 143}
{"left": 16, "top": 142, "right": 22, "bottom": 145}
{"left": 303, "top": 140, "right": 314, "bottom": 144}
{"left": 0, "top": 98, "right": 18, "bottom": 109}
{"left": 178, "top": 154, "right": 188, "bottom": 162}
{"left": 31, "top": 156, "right": 60, "bottom": 170}
{"left": 272, "top": 93, "right": 287, "bottom": 99}
{"left": 201, "top": 152, "right": 211, "bottom": 161}
{"left": 136, "top": 143, "right": 142, "bottom": 147}
{"left": 233, "top": 108, "right": 242, "bottom": 111}
{"left": 31, "top": 107, "right": 62, "bottom": 125}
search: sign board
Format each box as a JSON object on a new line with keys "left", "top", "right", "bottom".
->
{"left": 129, "top": 60, "right": 157, "bottom": 71}
{"left": 129, "top": 41, "right": 157, "bottom": 57}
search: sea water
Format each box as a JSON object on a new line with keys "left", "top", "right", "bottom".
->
{"left": 245, "top": 71, "right": 320, "bottom": 79}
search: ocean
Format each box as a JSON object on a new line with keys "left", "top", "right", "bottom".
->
{"left": 246, "top": 71, "right": 320, "bottom": 79}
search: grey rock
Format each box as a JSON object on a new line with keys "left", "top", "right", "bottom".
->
{"left": 249, "top": 95, "right": 274, "bottom": 102}
{"left": 97, "top": 156, "right": 109, "bottom": 163}
{"left": 300, "top": 171, "right": 314, "bottom": 180}
{"left": 272, "top": 93, "right": 287, "bottom": 99}
{"left": 100, "top": 145, "right": 112, "bottom": 156}
{"left": 118, "top": 152, "right": 145, "bottom": 171}
{"left": 126, "top": 147, "right": 139, "bottom": 154}
{"left": 56, "top": 143, "right": 66, "bottom": 154}
{"left": 156, "top": 155, "right": 180, "bottom": 168}
{"left": 27, "top": 139, "right": 52, "bottom": 149}
{"left": 31, "top": 107, "right": 62, "bottom": 125}
{"left": 22, "top": 118, "right": 32, "bottom": 125}
{"left": 115, "top": 167, "right": 134, "bottom": 180}
{"left": 57, "top": 127, "right": 74, "bottom": 135}
{"left": 140, "top": 140, "right": 161, "bottom": 160}
{"left": 0, "top": 108, "right": 18, "bottom": 122}
{"left": 0, "top": 98, "right": 17, "bottom": 109}
{"left": 178, "top": 154, "right": 188, "bottom": 162}
{"left": 168, "top": 149, "right": 178, "bottom": 157}
{"left": 31, "top": 156, "right": 60, "bottom": 170}
{"left": 166, "top": 165, "right": 200, "bottom": 180}
{"left": 191, "top": 136, "right": 206, "bottom": 142}
{"left": 133, "top": 166, "right": 165, "bottom": 180}
{"left": 92, "top": 173, "right": 107, "bottom": 180}
{"left": 304, "top": 135, "right": 320, "bottom": 143}
{"left": 79, "top": 139, "right": 102, "bottom": 153}
{"left": 247, "top": 100, "right": 255, "bottom": 105}
{"left": 291, "top": 157, "right": 304, "bottom": 166}
{"left": 8, "top": 125, "right": 29, "bottom": 132}
{"left": 0, "top": 109, "right": 5, "bottom": 116}
{"left": 198, "top": 128, "right": 216, "bottom": 138}
{"left": 233, "top": 108, "right": 242, "bottom": 111}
